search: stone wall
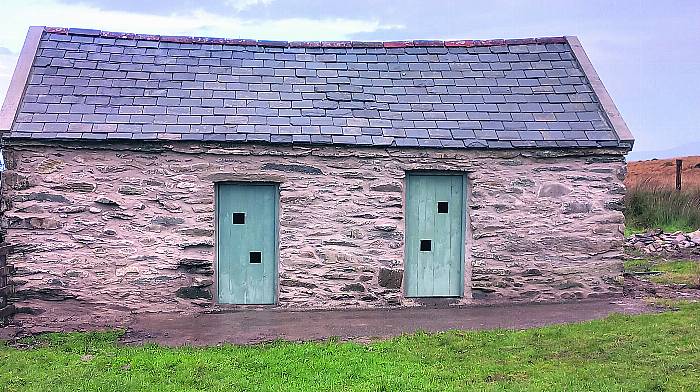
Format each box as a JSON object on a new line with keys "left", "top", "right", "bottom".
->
{"left": 1, "top": 141, "right": 627, "bottom": 329}
{"left": 0, "top": 244, "right": 15, "bottom": 326}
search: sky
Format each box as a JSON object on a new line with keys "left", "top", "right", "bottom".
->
{"left": 0, "top": 0, "right": 698, "bottom": 157}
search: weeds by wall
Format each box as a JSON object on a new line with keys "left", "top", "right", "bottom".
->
{"left": 625, "top": 184, "right": 700, "bottom": 233}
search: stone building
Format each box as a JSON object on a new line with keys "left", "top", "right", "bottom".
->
{"left": 0, "top": 27, "right": 633, "bottom": 329}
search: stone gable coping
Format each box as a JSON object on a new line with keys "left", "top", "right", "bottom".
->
{"left": 0, "top": 26, "right": 44, "bottom": 132}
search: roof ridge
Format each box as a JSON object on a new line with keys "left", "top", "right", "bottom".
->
{"left": 43, "top": 26, "right": 567, "bottom": 49}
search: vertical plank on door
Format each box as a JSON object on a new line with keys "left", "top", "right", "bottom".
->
{"left": 432, "top": 175, "right": 451, "bottom": 296}
{"left": 405, "top": 176, "right": 417, "bottom": 296}
{"left": 417, "top": 175, "right": 432, "bottom": 296}
{"left": 448, "top": 175, "right": 464, "bottom": 296}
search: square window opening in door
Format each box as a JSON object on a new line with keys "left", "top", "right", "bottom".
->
{"left": 232, "top": 212, "right": 245, "bottom": 224}
{"left": 249, "top": 251, "right": 262, "bottom": 263}
{"left": 420, "top": 239, "right": 432, "bottom": 251}
{"left": 437, "top": 201, "right": 449, "bottom": 213}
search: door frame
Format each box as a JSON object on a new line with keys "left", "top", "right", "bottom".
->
{"left": 403, "top": 171, "right": 468, "bottom": 298}
{"left": 213, "top": 181, "right": 281, "bottom": 305}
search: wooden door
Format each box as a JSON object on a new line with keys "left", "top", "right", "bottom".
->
{"left": 405, "top": 174, "right": 465, "bottom": 297}
{"left": 216, "top": 183, "right": 278, "bottom": 304}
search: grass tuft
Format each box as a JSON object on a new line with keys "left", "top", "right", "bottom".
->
{"left": 652, "top": 260, "right": 700, "bottom": 287}
{"left": 624, "top": 184, "right": 700, "bottom": 233}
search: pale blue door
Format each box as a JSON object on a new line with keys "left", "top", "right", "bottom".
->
{"left": 217, "top": 183, "right": 278, "bottom": 304}
{"left": 405, "top": 174, "right": 465, "bottom": 297}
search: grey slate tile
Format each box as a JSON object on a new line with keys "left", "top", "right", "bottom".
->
{"left": 394, "top": 137, "right": 419, "bottom": 147}
{"left": 585, "top": 131, "right": 617, "bottom": 140}
{"left": 474, "top": 129, "right": 498, "bottom": 139}
{"left": 510, "top": 140, "right": 539, "bottom": 147}
{"left": 486, "top": 140, "right": 513, "bottom": 148}
{"left": 451, "top": 129, "right": 476, "bottom": 139}
{"left": 464, "top": 139, "right": 488, "bottom": 148}
{"left": 440, "top": 139, "right": 466, "bottom": 148}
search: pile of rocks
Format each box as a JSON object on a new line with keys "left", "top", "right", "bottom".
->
{"left": 626, "top": 229, "right": 700, "bottom": 254}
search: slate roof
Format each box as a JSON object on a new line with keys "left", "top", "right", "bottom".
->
{"left": 0, "top": 27, "right": 633, "bottom": 149}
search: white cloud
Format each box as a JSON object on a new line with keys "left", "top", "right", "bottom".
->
{"left": 224, "top": 0, "right": 275, "bottom": 12}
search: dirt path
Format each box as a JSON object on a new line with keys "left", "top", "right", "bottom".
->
{"left": 120, "top": 299, "right": 652, "bottom": 346}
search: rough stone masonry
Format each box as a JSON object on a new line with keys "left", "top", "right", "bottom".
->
{"left": 1, "top": 141, "right": 626, "bottom": 328}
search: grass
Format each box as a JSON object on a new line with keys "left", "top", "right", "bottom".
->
{"left": 624, "top": 259, "right": 700, "bottom": 287}
{"left": 1, "top": 305, "right": 700, "bottom": 391}
{"left": 624, "top": 185, "right": 700, "bottom": 234}
{"left": 624, "top": 226, "right": 649, "bottom": 236}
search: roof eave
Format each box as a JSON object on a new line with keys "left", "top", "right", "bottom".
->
{"left": 0, "top": 26, "right": 44, "bottom": 133}
{"left": 565, "top": 36, "right": 634, "bottom": 152}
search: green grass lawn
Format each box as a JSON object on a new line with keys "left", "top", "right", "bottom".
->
{"left": 1, "top": 303, "right": 699, "bottom": 391}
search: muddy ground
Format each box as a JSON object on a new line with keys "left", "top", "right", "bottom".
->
{"left": 624, "top": 275, "right": 700, "bottom": 300}
{"left": 118, "top": 299, "right": 652, "bottom": 346}
{"left": 624, "top": 245, "right": 700, "bottom": 299}
{"left": 116, "top": 269, "right": 698, "bottom": 347}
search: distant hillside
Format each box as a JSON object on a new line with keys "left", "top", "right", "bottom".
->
{"left": 628, "top": 142, "right": 700, "bottom": 161}
{"left": 626, "top": 156, "right": 700, "bottom": 189}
